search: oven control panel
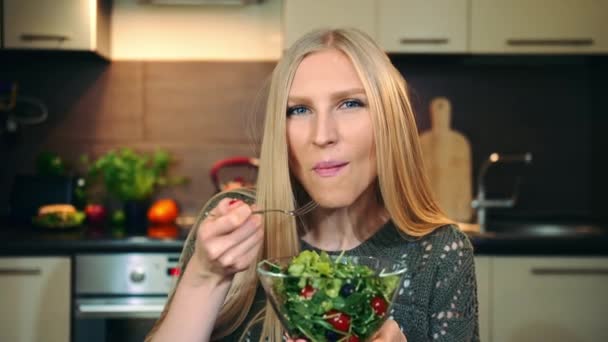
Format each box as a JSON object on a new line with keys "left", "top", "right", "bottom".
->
{"left": 75, "top": 253, "right": 181, "bottom": 295}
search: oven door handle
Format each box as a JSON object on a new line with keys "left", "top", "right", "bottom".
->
{"left": 76, "top": 303, "right": 165, "bottom": 319}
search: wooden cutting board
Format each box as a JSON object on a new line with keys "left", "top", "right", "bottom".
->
{"left": 419, "top": 97, "right": 473, "bottom": 223}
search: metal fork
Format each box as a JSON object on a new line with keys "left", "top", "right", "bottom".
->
{"left": 252, "top": 200, "right": 318, "bottom": 217}
{"left": 206, "top": 200, "right": 318, "bottom": 218}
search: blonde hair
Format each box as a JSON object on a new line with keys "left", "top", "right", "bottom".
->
{"left": 148, "top": 28, "right": 451, "bottom": 342}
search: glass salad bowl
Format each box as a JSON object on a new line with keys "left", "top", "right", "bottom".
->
{"left": 257, "top": 251, "right": 407, "bottom": 342}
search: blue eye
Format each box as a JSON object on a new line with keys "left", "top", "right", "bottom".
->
{"left": 340, "top": 99, "right": 364, "bottom": 109}
{"left": 287, "top": 106, "right": 309, "bottom": 116}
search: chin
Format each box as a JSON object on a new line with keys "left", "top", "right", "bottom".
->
{"left": 309, "top": 191, "right": 357, "bottom": 209}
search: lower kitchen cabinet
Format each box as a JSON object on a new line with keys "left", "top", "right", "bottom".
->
{"left": 0, "top": 257, "right": 71, "bottom": 342}
{"left": 491, "top": 257, "right": 608, "bottom": 342}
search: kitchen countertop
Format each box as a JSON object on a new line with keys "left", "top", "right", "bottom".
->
{"left": 1, "top": 221, "right": 607, "bottom": 256}
{"left": 0, "top": 224, "right": 187, "bottom": 255}
{"left": 468, "top": 221, "right": 608, "bottom": 256}
{"left": 469, "top": 231, "right": 608, "bottom": 256}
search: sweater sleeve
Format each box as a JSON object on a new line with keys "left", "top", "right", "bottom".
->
{"left": 426, "top": 226, "right": 480, "bottom": 341}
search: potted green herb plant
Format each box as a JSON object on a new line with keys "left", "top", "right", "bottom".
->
{"left": 83, "top": 148, "right": 187, "bottom": 233}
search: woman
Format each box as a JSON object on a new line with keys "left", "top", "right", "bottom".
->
{"left": 147, "top": 28, "right": 479, "bottom": 342}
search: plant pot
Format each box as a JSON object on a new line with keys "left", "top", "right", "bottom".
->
{"left": 123, "top": 200, "right": 151, "bottom": 235}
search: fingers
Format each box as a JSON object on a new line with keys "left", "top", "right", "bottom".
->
{"left": 215, "top": 213, "right": 262, "bottom": 252}
{"left": 213, "top": 197, "right": 242, "bottom": 216}
{"left": 195, "top": 197, "right": 264, "bottom": 275}
{"left": 217, "top": 216, "right": 264, "bottom": 268}
{"left": 371, "top": 319, "right": 406, "bottom": 342}
{"left": 205, "top": 214, "right": 261, "bottom": 260}
{"left": 204, "top": 197, "right": 233, "bottom": 217}
{"left": 201, "top": 199, "right": 252, "bottom": 237}
{"left": 225, "top": 236, "right": 264, "bottom": 273}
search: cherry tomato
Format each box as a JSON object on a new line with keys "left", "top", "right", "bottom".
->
{"left": 325, "top": 310, "right": 351, "bottom": 332}
{"left": 370, "top": 296, "right": 388, "bottom": 316}
{"left": 300, "top": 285, "right": 315, "bottom": 299}
{"left": 347, "top": 335, "right": 360, "bottom": 342}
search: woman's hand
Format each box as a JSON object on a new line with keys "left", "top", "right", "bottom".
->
{"left": 370, "top": 319, "right": 407, "bottom": 342}
{"left": 187, "top": 198, "right": 264, "bottom": 283}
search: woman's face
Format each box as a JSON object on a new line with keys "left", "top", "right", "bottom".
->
{"left": 286, "top": 48, "right": 377, "bottom": 208}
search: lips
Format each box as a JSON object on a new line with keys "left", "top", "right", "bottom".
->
{"left": 313, "top": 161, "right": 349, "bottom": 177}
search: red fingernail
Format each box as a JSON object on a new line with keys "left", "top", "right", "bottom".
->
{"left": 228, "top": 199, "right": 240, "bottom": 206}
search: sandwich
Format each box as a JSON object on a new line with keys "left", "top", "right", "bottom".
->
{"left": 33, "top": 204, "right": 85, "bottom": 228}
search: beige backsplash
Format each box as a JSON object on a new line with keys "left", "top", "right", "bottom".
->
{"left": 38, "top": 61, "right": 275, "bottom": 214}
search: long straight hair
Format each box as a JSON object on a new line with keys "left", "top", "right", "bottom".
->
{"left": 212, "top": 28, "right": 451, "bottom": 341}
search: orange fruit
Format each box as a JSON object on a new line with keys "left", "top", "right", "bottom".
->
{"left": 147, "top": 199, "right": 180, "bottom": 224}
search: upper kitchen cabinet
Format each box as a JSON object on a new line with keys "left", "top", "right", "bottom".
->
{"left": 3, "top": 0, "right": 111, "bottom": 58}
{"left": 377, "top": 0, "right": 469, "bottom": 53}
{"left": 283, "top": 0, "right": 375, "bottom": 49}
{"left": 471, "top": 0, "right": 608, "bottom": 54}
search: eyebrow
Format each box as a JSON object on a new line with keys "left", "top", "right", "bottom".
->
{"left": 288, "top": 88, "right": 367, "bottom": 104}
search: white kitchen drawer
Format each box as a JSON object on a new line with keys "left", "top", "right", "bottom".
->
{"left": 0, "top": 257, "right": 71, "bottom": 342}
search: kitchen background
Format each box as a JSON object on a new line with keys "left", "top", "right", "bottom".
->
{"left": 2, "top": 1, "right": 608, "bottom": 342}
{"left": 1, "top": 0, "right": 607, "bottom": 223}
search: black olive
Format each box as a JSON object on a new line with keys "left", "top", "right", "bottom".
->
{"left": 339, "top": 283, "right": 355, "bottom": 297}
{"left": 326, "top": 330, "right": 340, "bottom": 341}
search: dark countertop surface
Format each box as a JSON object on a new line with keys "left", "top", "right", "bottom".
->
{"left": 468, "top": 221, "right": 608, "bottom": 256}
{"left": 1, "top": 224, "right": 187, "bottom": 255}
{"left": 1, "top": 221, "right": 607, "bottom": 257}
{"left": 469, "top": 231, "right": 608, "bottom": 256}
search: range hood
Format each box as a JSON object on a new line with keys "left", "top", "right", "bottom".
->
{"left": 139, "top": 0, "right": 262, "bottom": 5}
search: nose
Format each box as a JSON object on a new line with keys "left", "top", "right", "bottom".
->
{"left": 312, "top": 111, "right": 338, "bottom": 147}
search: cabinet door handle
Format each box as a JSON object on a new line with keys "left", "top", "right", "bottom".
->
{"left": 400, "top": 38, "right": 449, "bottom": 45}
{"left": 20, "top": 34, "right": 70, "bottom": 42}
{"left": 506, "top": 38, "right": 594, "bottom": 47}
{"left": 77, "top": 303, "right": 164, "bottom": 318}
{"left": 0, "top": 268, "right": 42, "bottom": 276}
{"left": 531, "top": 268, "right": 608, "bottom": 276}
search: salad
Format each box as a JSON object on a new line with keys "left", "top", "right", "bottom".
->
{"left": 265, "top": 250, "right": 401, "bottom": 342}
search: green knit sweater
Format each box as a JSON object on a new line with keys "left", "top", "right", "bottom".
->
{"left": 226, "top": 221, "right": 480, "bottom": 342}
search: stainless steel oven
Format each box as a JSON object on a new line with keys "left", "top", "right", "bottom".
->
{"left": 74, "top": 253, "right": 180, "bottom": 342}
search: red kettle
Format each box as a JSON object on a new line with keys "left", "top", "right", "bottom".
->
{"left": 209, "top": 156, "right": 259, "bottom": 192}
